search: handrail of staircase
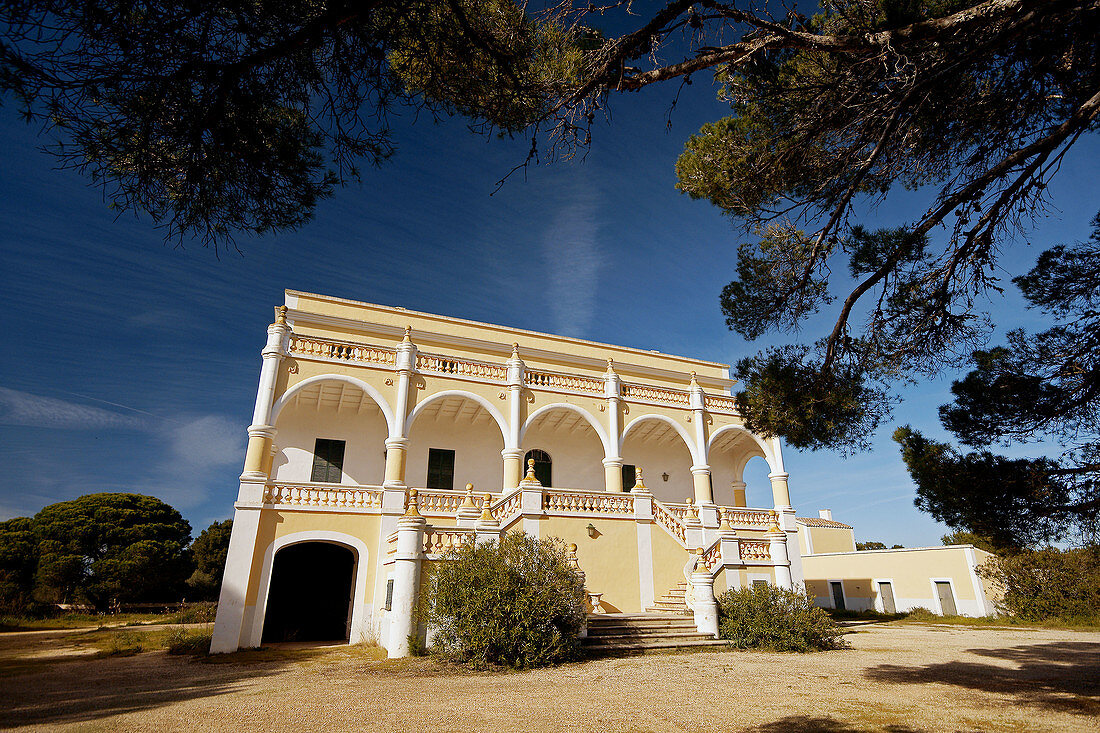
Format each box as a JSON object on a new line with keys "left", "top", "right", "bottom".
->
{"left": 682, "top": 553, "right": 698, "bottom": 614}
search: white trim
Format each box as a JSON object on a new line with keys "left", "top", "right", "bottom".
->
{"left": 872, "top": 578, "right": 897, "bottom": 614}
{"left": 929, "top": 577, "right": 959, "bottom": 616}
{"left": 827, "top": 578, "right": 847, "bottom": 610}
{"left": 964, "top": 547, "right": 993, "bottom": 617}
{"left": 271, "top": 373, "right": 397, "bottom": 435}
{"left": 405, "top": 389, "right": 511, "bottom": 449}
{"left": 248, "top": 530, "right": 371, "bottom": 647}
{"left": 284, "top": 292, "right": 735, "bottom": 387}
{"left": 802, "top": 525, "right": 815, "bottom": 555}
{"left": 707, "top": 425, "right": 775, "bottom": 472}
{"left": 521, "top": 403, "right": 612, "bottom": 456}
{"left": 621, "top": 413, "right": 701, "bottom": 465}
{"left": 636, "top": 521, "right": 655, "bottom": 609}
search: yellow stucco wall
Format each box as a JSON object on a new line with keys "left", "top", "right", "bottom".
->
{"left": 650, "top": 524, "right": 691, "bottom": 602}
{"left": 540, "top": 516, "right": 641, "bottom": 613}
{"left": 805, "top": 526, "right": 857, "bottom": 554}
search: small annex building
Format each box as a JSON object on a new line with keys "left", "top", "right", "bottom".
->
{"left": 211, "top": 291, "right": 803, "bottom": 655}
{"left": 797, "top": 510, "right": 996, "bottom": 617}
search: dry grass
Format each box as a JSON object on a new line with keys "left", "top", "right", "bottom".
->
{"left": 0, "top": 622, "right": 1097, "bottom": 731}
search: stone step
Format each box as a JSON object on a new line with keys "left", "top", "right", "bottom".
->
{"left": 587, "top": 615, "right": 693, "bottom": 627}
{"left": 586, "top": 622, "right": 698, "bottom": 636}
{"left": 585, "top": 631, "right": 717, "bottom": 644}
{"left": 583, "top": 638, "right": 727, "bottom": 653}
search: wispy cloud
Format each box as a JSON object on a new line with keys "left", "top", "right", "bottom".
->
{"left": 0, "top": 387, "right": 150, "bottom": 430}
{"left": 543, "top": 185, "right": 603, "bottom": 336}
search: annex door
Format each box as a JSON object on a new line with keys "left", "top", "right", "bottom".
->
{"left": 262, "top": 542, "right": 356, "bottom": 643}
{"left": 878, "top": 582, "right": 896, "bottom": 614}
{"left": 830, "top": 581, "right": 845, "bottom": 610}
{"left": 935, "top": 581, "right": 957, "bottom": 616}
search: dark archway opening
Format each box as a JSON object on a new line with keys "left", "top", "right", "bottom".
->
{"left": 262, "top": 542, "right": 355, "bottom": 643}
{"left": 524, "top": 448, "right": 552, "bottom": 487}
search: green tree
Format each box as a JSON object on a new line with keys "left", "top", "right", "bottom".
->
{"left": 425, "top": 532, "right": 585, "bottom": 668}
{"left": 979, "top": 546, "right": 1100, "bottom": 622}
{"left": 186, "top": 519, "right": 232, "bottom": 601}
{"left": 942, "top": 531, "right": 1000, "bottom": 554}
{"left": 32, "top": 493, "right": 193, "bottom": 610}
{"left": 896, "top": 214, "right": 1100, "bottom": 547}
{"left": 0, "top": 517, "right": 38, "bottom": 614}
{"left": 856, "top": 541, "right": 887, "bottom": 551}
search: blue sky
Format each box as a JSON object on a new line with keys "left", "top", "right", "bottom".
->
{"left": 1, "top": 80, "right": 1097, "bottom": 547}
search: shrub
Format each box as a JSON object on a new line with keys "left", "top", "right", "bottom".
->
{"left": 716, "top": 584, "right": 846, "bottom": 652}
{"left": 425, "top": 532, "right": 586, "bottom": 668}
{"left": 904, "top": 607, "right": 939, "bottom": 621}
{"left": 101, "top": 630, "right": 145, "bottom": 656}
{"left": 979, "top": 545, "right": 1100, "bottom": 623}
{"left": 169, "top": 602, "right": 217, "bottom": 624}
{"left": 165, "top": 626, "right": 212, "bottom": 655}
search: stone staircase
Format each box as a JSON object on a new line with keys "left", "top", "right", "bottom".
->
{"left": 646, "top": 581, "right": 690, "bottom": 614}
{"left": 582, "top": 613, "right": 725, "bottom": 654}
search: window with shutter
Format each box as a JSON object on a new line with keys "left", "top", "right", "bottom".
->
{"left": 622, "top": 464, "right": 636, "bottom": 492}
{"left": 310, "top": 438, "right": 346, "bottom": 483}
{"left": 426, "top": 448, "right": 455, "bottom": 490}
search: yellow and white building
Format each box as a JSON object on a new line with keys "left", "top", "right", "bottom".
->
{"left": 210, "top": 291, "right": 803, "bottom": 655}
{"left": 797, "top": 510, "right": 996, "bottom": 617}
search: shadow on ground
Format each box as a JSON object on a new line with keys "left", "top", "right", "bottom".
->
{"left": 0, "top": 633, "right": 324, "bottom": 728}
{"left": 864, "top": 641, "right": 1100, "bottom": 716}
{"left": 741, "top": 716, "right": 925, "bottom": 732}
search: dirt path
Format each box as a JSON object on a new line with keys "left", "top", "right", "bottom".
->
{"left": 0, "top": 623, "right": 1097, "bottom": 732}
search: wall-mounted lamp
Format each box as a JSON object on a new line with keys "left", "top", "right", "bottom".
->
{"left": 586, "top": 523, "right": 598, "bottom": 538}
{"left": 662, "top": 472, "right": 670, "bottom": 482}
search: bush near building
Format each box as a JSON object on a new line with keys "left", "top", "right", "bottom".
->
{"left": 980, "top": 545, "right": 1100, "bottom": 624}
{"left": 425, "top": 532, "right": 586, "bottom": 668}
{"left": 717, "top": 585, "right": 847, "bottom": 652}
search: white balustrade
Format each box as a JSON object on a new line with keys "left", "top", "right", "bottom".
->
{"left": 416, "top": 352, "right": 508, "bottom": 381}
{"left": 543, "top": 490, "right": 634, "bottom": 515}
{"left": 490, "top": 490, "right": 523, "bottom": 523}
{"left": 524, "top": 369, "right": 603, "bottom": 393}
{"left": 739, "top": 540, "right": 772, "bottom": 563}
{"left": 422, "top": 527, "right": 476, "bottom": 555}
{"left": 263, "top": 482, "right": 383, "bottom": 509}
{"left": 289, "top": 336, "right": 397, "bottom": 366}
{"left": 720, "top": 507, "right": 773, "bottom": 528}
{"left": 703, "top": 394, "right": 738, "bottom": 413}
{"left": 621, "top": 382, "right": 690, "bottom": 405}
{"left": 416, "top": 490, "right": 468, "bottom": 515}
{"left": 652, "top": 501, "right": 687, "bottom": 544}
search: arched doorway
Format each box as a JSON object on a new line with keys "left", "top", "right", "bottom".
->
{"left": 262, "top": 542, "right": 356, "bottom": 643}
{"left": 524, "top": 448, "right": 552, "bottom": 486}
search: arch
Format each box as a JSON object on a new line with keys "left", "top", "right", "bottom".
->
{"left": 405, "top": 390, "right": 511, "bottom": 448}
{"left": 248, "top": 530, "right": 371, "bottom": 648}
{"left": 520, "top": 402, "right": 612, "bottom": 456}
{"left": 620, "top": 413, "right": 701, "bottom": 465}
{"left": 524, "top": 448, "right": 552, "bottom": 487}
{"left": 707, "top": 424, "right": 778, "bottom": 473}
{"left": 271, "top": 374, "right": 396, "bottom": 435}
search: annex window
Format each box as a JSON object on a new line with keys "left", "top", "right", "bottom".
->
{"left": 310, "top": 438, "right": 345, "bottom": 483}
{"left": 426, "top": 448, "right": 455, "bottom": 490}
{"left": 524, "top": 449, "right": 552, "bottom": 487}
{"left": 622, "top": 464, "right": 636, "bottom": 492}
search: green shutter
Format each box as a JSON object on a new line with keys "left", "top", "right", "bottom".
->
{"left": 311, "top": 438, "right": 345, "bottom": 483}
{"left": 426, "top": 448, "right": 455, "bottom": 490}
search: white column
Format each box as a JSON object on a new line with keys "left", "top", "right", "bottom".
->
{"left": 384, "top": 327, "right": 417, "bottom": 489}
{"left": 731, "top": 480, "right": 748, "bottom": 508}
{"left": 209, "top": 505, "right": 263, "bottom": 653}
{"left": 688, "top": 372, "right": 714, "bottom": 507}
{"left": 767, "top": 513, "right": 793, "bottom": 590}
{"left": 387, "top": 492, "right": 426, "bottom": 658}
{"left": 691, "top": 556, "right": 719, "bottom": 638}
{"left": 603, "top": 360, "right": 624, "bottom": 493}
{"left": 503, "top": 343, "right": 525, "bottom": 490}
{"left": 631, "top": 471, "right": 655, "bottom": 609}
{"left": 242, "top": 307, "right": 290, "bottom": 480}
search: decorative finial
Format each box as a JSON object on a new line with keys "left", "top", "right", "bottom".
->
{"left": 460, "top": 483, "right": 477, "bottom": 509}
{"left": 606, "top": 358, "right": 616, "bottom": 374}
{"left": 719, "top": 508, "right": 732, "bottom": 530}
{"left": 402, "top": 325, "right": 412, "bottom": 343}
{"left": 632, "top": 467, "right": 646, "bottom": 491}
{"left": 689, "top": 370, "right": 699, "bottom": 388}
{"left": 523, "top": 458, "right": 542, "bottom": 486}
{"left": 274, "top": 305, "right": 288, "bottom": 325}
{"left": 566, "top": 543, "right": 580, "bottom": 571}
{"left": 512, "top": 342, "right": 520, "bottom": 358}
{"left": 479, "top": 493, "right": 495, "bottom": 522}
{"left": 768, "top": 510, "right": 781, "bottom": 532}
{"left": 404, "top": 489, "right": 421, "bottom": 517}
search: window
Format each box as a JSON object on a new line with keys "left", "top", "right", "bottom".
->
{"left": 426, "top": 448, "right": 455, "bottom": 490}
{"left": 524, "top": 449, "right": 552, "bottom": 487}
{"left": 311, "top": 438, "right": 345, "bottom": 483}
{"left": 622, "top": 464, "right": 636, "bottom": 492}
{"left": 385, "top": 579, "right": 394, "bottom": 611}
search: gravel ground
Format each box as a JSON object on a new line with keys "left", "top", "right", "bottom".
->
{"left": 0, "top": 622, "right": 1097, "bottom": 732}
